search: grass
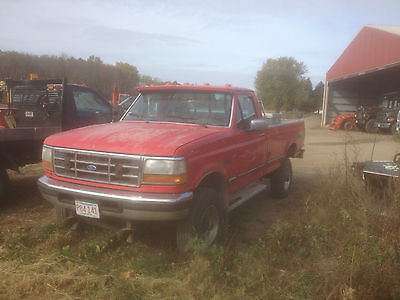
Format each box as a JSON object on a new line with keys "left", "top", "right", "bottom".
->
{"left": 1, "top": 167, "right": 400, "bottom": 299}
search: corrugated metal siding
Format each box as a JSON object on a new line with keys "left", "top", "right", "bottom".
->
{"left": 327, "top": 26, "right": 400, "bottom": 81}
{"left": 325, "top": 89, "right": 358, "bottom": 123}
{"left": 325, "top": 86, "right": 380, "bottom": 124}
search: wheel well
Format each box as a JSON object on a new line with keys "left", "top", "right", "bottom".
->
{"left": 286, "top": 143, "right": 297, "bottom": 158}
{"left": 196, "top": 172, "right": 228, "bottom": 209}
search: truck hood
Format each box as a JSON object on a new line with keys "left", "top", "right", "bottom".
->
{"left": 45, "top": 121, "right": 224, "bottom": 156}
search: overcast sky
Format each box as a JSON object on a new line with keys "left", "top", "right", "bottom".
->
{"left": 1, "top": 0, "right": 399, "bottom": 88}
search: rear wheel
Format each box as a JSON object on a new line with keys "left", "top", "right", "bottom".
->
{"left": 176, "top": 188, "right": 226, "bottom": 252}
{"left": 365, "top": 119, "right": 378, "bottom": 133}
{"left": 270, "top": 158, "right": 292, "bottom": 199}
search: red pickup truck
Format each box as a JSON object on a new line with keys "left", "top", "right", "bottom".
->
{"left": 38, "top": 85, "right": 305, "bottom": 249}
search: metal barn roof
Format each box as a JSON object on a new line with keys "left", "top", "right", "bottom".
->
{"left": 326, "top": 25, "right": 400, "bottom": 82}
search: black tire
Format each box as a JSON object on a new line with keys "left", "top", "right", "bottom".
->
{"left": 176, "top": 188, "right": 226, "bottom": 252}
{"left": 365, "top": 119, "right": 378, "bottom": 133}
{"left": 270, "top": 158, "right": 292, "bottom": 199}
{"left": 0, "top": 168, "right": 9, "bottom": 203}
{"left": 343, "top": 121, "right": 353, "bottom": 131}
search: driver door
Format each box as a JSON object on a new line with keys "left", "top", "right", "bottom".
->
{"left": 228, "top": 94, "right": 266, "bottom": 193}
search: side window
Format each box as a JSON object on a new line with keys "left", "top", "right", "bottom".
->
{"left": 72, "top": 89, "right": 110, "bottom": 114}
{"left": 237, "top": 95, "right": 256, "bottom": 125}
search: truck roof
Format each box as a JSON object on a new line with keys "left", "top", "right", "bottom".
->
{"left": 135, "top": 84, "right": 254, "bottom": 94}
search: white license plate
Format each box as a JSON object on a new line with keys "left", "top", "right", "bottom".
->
{"left": 75, "top": 200, "right": 100, "bottom": 219}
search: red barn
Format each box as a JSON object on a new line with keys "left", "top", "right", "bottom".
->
{"left": 322, "top": 25, "right": 400, "bottom": 125}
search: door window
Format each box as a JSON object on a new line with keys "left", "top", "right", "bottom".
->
{"left": 237, "top": 95, "right": 256, "bottom": 125}
{"left": 72, "top": 89, "right": 110, "bottom": 114}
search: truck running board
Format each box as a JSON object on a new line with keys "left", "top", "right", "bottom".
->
{"left": 228, "top": 181, "right": 268, "bottom": 211}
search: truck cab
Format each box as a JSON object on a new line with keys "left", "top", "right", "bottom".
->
{"left": 376, "top": 92, "right": 400, "bottom": 135}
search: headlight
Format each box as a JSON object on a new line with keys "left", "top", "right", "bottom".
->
{"left": 143, "top": 158, "right": 186, "bottom": 184}
{"left": 388, "top": 117, "right": 395, "bottom": 122}
{"left": 42, "top": 146, "right": 53, "bottom": 171}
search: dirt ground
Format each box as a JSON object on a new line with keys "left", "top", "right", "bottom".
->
{"left": 1, "top": 117, "right": 399, "bottom": 243}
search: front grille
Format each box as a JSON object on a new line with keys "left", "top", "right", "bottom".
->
{"left": 53, "top": 148, "right": 142, "bottom": 187}
{"left": 376, "top": 112, "right": 387, "bottom": 123}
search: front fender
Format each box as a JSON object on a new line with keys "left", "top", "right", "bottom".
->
{"left": 190, "top": 161, "right": 228, "bottom": 190}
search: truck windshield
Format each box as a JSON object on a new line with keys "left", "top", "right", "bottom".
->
{"left": 122, "top": 91, "right": 233, "bottom": 127}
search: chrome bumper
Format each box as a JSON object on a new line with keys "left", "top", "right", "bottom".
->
{"left": 38, "top": 176, "right": 192, "bottom": 221}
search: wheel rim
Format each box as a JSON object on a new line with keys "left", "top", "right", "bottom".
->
{"left": 283, "top": 166, "right": 291, "bottom": 191}
{"left": 200, "top": 205, "right": 219, "bottom": 245}
{"left": 283, "top": 174, "right": 291, "bottom": 191}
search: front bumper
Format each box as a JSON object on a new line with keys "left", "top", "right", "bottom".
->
{"left": 38, "top": 176, "right": 193, "bottom": 222}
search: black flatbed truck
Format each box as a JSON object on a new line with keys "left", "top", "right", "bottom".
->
{"left": 0, "top": 79, "right": 113, "bottom": 200}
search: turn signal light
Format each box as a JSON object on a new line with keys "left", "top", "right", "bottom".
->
{"left": 42, "top": 160, "right": 53, "bottom": 170}
{"left": 143, "top": 174, "right": 187, "bottom": 184}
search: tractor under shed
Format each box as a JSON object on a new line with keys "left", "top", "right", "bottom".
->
{"left": 322, "top": 25, "right": 400, "bottom": 126}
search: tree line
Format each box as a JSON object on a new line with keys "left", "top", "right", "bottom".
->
{"left": 0, "top": 50, "right": 163, "bottom": 100}
{"left": 255, "top": 57, "right": 324, "bottom": 112}
{"left": 0, "top": 51, "right": 323, "bottom": 111}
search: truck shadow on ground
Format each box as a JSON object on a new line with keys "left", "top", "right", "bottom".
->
{"left": 228, "top": 173, "right": 314, "bottom": 243}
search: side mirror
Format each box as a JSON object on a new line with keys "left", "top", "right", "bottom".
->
{"left": 249, "top": 118, "right": 270, "bottom": 131}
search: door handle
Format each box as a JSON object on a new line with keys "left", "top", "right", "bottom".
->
{"left": 258, "top": 133, "right": 265, "bottom": 137}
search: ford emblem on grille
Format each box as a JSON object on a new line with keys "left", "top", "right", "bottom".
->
{"left": 87, "top": 164, "right": 97, "bottom": 171}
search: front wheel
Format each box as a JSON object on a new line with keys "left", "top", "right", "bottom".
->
{"left": 176, "top": 188, "right": 226, "bottom": 252}
{"left": 270, "top": 158, "right": 292, "bottom": 199}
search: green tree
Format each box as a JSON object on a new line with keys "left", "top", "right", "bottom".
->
{"left": 140, "top": 75, "right": 164, "bottom": 86}
{"left": 255, "top": 57, "right": 311, "bottom": 112}
{"left": 115, "top": 62, "right": 139, "bottom": 96}
{"left": 311, "top": 81, "right": 324, "bottom": 111}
